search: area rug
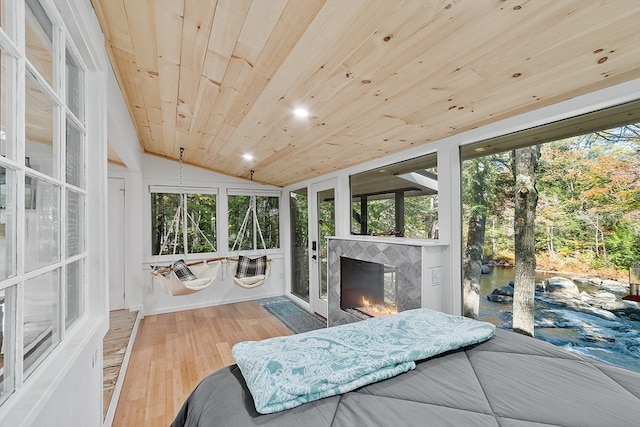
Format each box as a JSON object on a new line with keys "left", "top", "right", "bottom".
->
{"left": 258, "top": 296, "right": 326, "bottom": 334}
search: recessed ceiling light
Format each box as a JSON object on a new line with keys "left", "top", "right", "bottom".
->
{"left": 243, "top": 153, "right": 253, "bottom": 161}
{"left": 294, "top": 108, "right": 309, "bottom": 118}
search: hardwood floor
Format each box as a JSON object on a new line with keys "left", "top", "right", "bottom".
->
{"left": 112, "top": 301, "right": 291, "bottom": 427}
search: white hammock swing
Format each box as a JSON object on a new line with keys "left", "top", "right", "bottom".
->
{"left": 228, "top": 170, "right": 272, "bottom": 289}
{"left": 151, "top": 148, "right": 222, "bottom": 296}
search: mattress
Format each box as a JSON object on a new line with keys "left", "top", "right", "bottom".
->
{"left": 171, "top": 328, "right": 640, "bottom": 427}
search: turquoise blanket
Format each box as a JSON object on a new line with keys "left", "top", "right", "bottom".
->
{"left": 232, "top": 308, "right": 495, "bottom": 414}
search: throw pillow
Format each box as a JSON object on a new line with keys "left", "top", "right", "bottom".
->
{"left": 173, "top": 259, "right": 197, "bottom": 282}
{"left": 236, "top": 255, "right": 267, "bottom": 279}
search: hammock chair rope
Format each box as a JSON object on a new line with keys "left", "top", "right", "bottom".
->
{"left": 151, "top": 147, "right": 222, "bottom": 296}
{"left": 228, "top": 170, "right": 271, "bottom": 289}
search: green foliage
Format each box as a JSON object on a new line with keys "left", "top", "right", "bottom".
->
{"left": 151, "top": 192, "right": 217, "bottom": 256}
{"left": 462, "top": 123, "right": 640, "bottom": 276}
{"left": 228, "top": 195, "right": 280, "bottom": 251}
{"left": 606, "top": 222, "right": 640, "bottom": 269}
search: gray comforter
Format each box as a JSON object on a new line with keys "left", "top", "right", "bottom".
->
{"left": 171, "top": 328, "right": 640, "bottom": 426}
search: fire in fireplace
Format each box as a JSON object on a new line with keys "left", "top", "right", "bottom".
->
{"left": 340, "top": 256, "right": 398, "bottom": 318}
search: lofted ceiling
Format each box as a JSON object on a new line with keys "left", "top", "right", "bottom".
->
{"left": 92, "top": 0, "right": 640, "bottom": 187}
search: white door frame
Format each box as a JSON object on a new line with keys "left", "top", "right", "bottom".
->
{"left": 309, "top": 178, "right": 337, "bottom": 318}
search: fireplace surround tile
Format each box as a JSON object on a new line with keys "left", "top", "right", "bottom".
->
{"left": 328, "top": 238, "right": 422, "bottom": 326}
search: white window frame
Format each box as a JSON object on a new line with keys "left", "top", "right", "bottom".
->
{"left": 0, "top": 0, "right": 89, "bottom": 409}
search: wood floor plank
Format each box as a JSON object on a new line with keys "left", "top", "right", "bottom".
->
{"left": 112, "top": 300, "right": 291, "bottom": 426}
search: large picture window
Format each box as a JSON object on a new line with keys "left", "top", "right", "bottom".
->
{"left": 461, "top": 102, "right": 640, "bottom": 373}
{"left": 151, "top": 190, "right": 217, "bottom": 256}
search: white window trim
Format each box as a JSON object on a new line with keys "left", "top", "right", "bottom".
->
{"left": 0, "top": 1, "right": 106, "bottom": 424}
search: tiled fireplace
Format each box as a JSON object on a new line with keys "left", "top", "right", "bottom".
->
{"left": 327, "top": 237, "right": 423, "bottom": 326}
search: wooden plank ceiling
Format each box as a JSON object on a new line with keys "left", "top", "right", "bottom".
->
{"left": 92, "top": 0, "right": 640, "bottom": 187}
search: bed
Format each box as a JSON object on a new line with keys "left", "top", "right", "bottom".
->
{"left": 171, "top": 310, "right": 640, "bottom": 427}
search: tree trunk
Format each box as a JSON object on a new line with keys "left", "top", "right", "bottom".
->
{"left": 463, "top": 212, "right": 486, "bottom": 318}
{"left": 513, "top": 146, "right": 539, "bottom": 336}
{"left": 462, "top": 159, "right": 489, "bottom": 319}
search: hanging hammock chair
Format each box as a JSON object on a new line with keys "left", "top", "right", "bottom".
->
{"left": 152, "top": 258, "right": 223, "bottom": 296}
{"left": 151, "top": 148, "right": 222, "bottom": 296}
{"left": 228, "top": 170, "right": 272, "bottom": 289}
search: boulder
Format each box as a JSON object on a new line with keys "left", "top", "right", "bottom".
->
{"left": 492, "top": 285, "right": 514, "bottom": 297}
{"left": 487, "top": 285, "right": 514, "bottom": 303}
{"left": 481, "top": 265, "right": 491, "bottom": 274}
{"left": 487, "top": 294, "right": 513, "bottom": 303}
{"left": 546, "top": 277, "right": 579, "bottom": 295}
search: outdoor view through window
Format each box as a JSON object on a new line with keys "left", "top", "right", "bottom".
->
{"left": 461, "top": 122, "right": 640, "bottom": 372}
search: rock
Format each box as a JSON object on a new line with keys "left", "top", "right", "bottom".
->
{"left": 579, "top": 306, "right": 619, "bottom": 321}
{"left": 601, "top": 279, "right": 621, "bottom": 287}
{"left": 594, "top": 291, "right": 616, "bottom": 301}
{"left": 572, "top": 277, "right": 589, "bottom": 285}
{"left": 588, "top": 277, "right": 603, "bottom": 285}
{"left": 492, "top": 285, "right": 514, "bottom": 297}
{"left": 487, "top": 294, "right": 513, "bottom": 303}
{"left": 546, "top": 277, "right": 579, "bottom": 295}
{"left": 487, "top": 285, "right": 515, "bottom": 303}
{"left": 481, "top": 265, "right": 491, "bottom": 274}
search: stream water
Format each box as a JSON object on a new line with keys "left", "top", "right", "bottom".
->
{"left": 477, "top": 266, "right": 640, "bottom": 373}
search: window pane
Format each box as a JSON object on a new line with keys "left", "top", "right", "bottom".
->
{"left": 151, "top": 192, "right": 217, "bottom": 256}
{"left": 461, "top": 122, "right": 640, "bottom": 372}
{"left": 65, "top": 259, "right": 84, "bottom": 328}
{"left": 65, "top": 118, "right": 84, "bottom": 188}
{"left": 66, "top": 189, "right": 85, "bottom": 257}
{"left": 1, "top": 50, "right": 12, "bottom": 159}
{"left": 23, "top": 268, "right": 61, "bottom": 377}
{"left": 66, "top": 50, "right": 84, "bottom": 122}
{"left": 24, "top": 176, "right": 60, "bottom": 272}
{"left": 186, "top": 194, "right": 216, "bottom": 253}
{"left": 151, "top": 193, "right": 183, "bottom": 256}
{"left": 0, "top": 285, "right": 17, "bottom": 405}
{"left": 290, "top": 189, "right": 309, "bottom": 302}
{"left": 0, "top": 166, "right": 16, "bottom": 280}
{"left": 0, "top": 0, "right": 7, "bottom": 33}
{"left": 25, "top": 0, "right": 53, "bottom": 87}
{"left": 256, "top": 196, "right": 279, "bottom": 249}
{"left": 228, "top": 195, "right": 280, "bottom": 251}
{"left": 25, "top": 76, "right": 55, "bottom": 177}
{"left": 228, "top": 195, "right": 251, "bottom": 251}
{"left": 350, "top": 153, "right": 438, "bottom": 239}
